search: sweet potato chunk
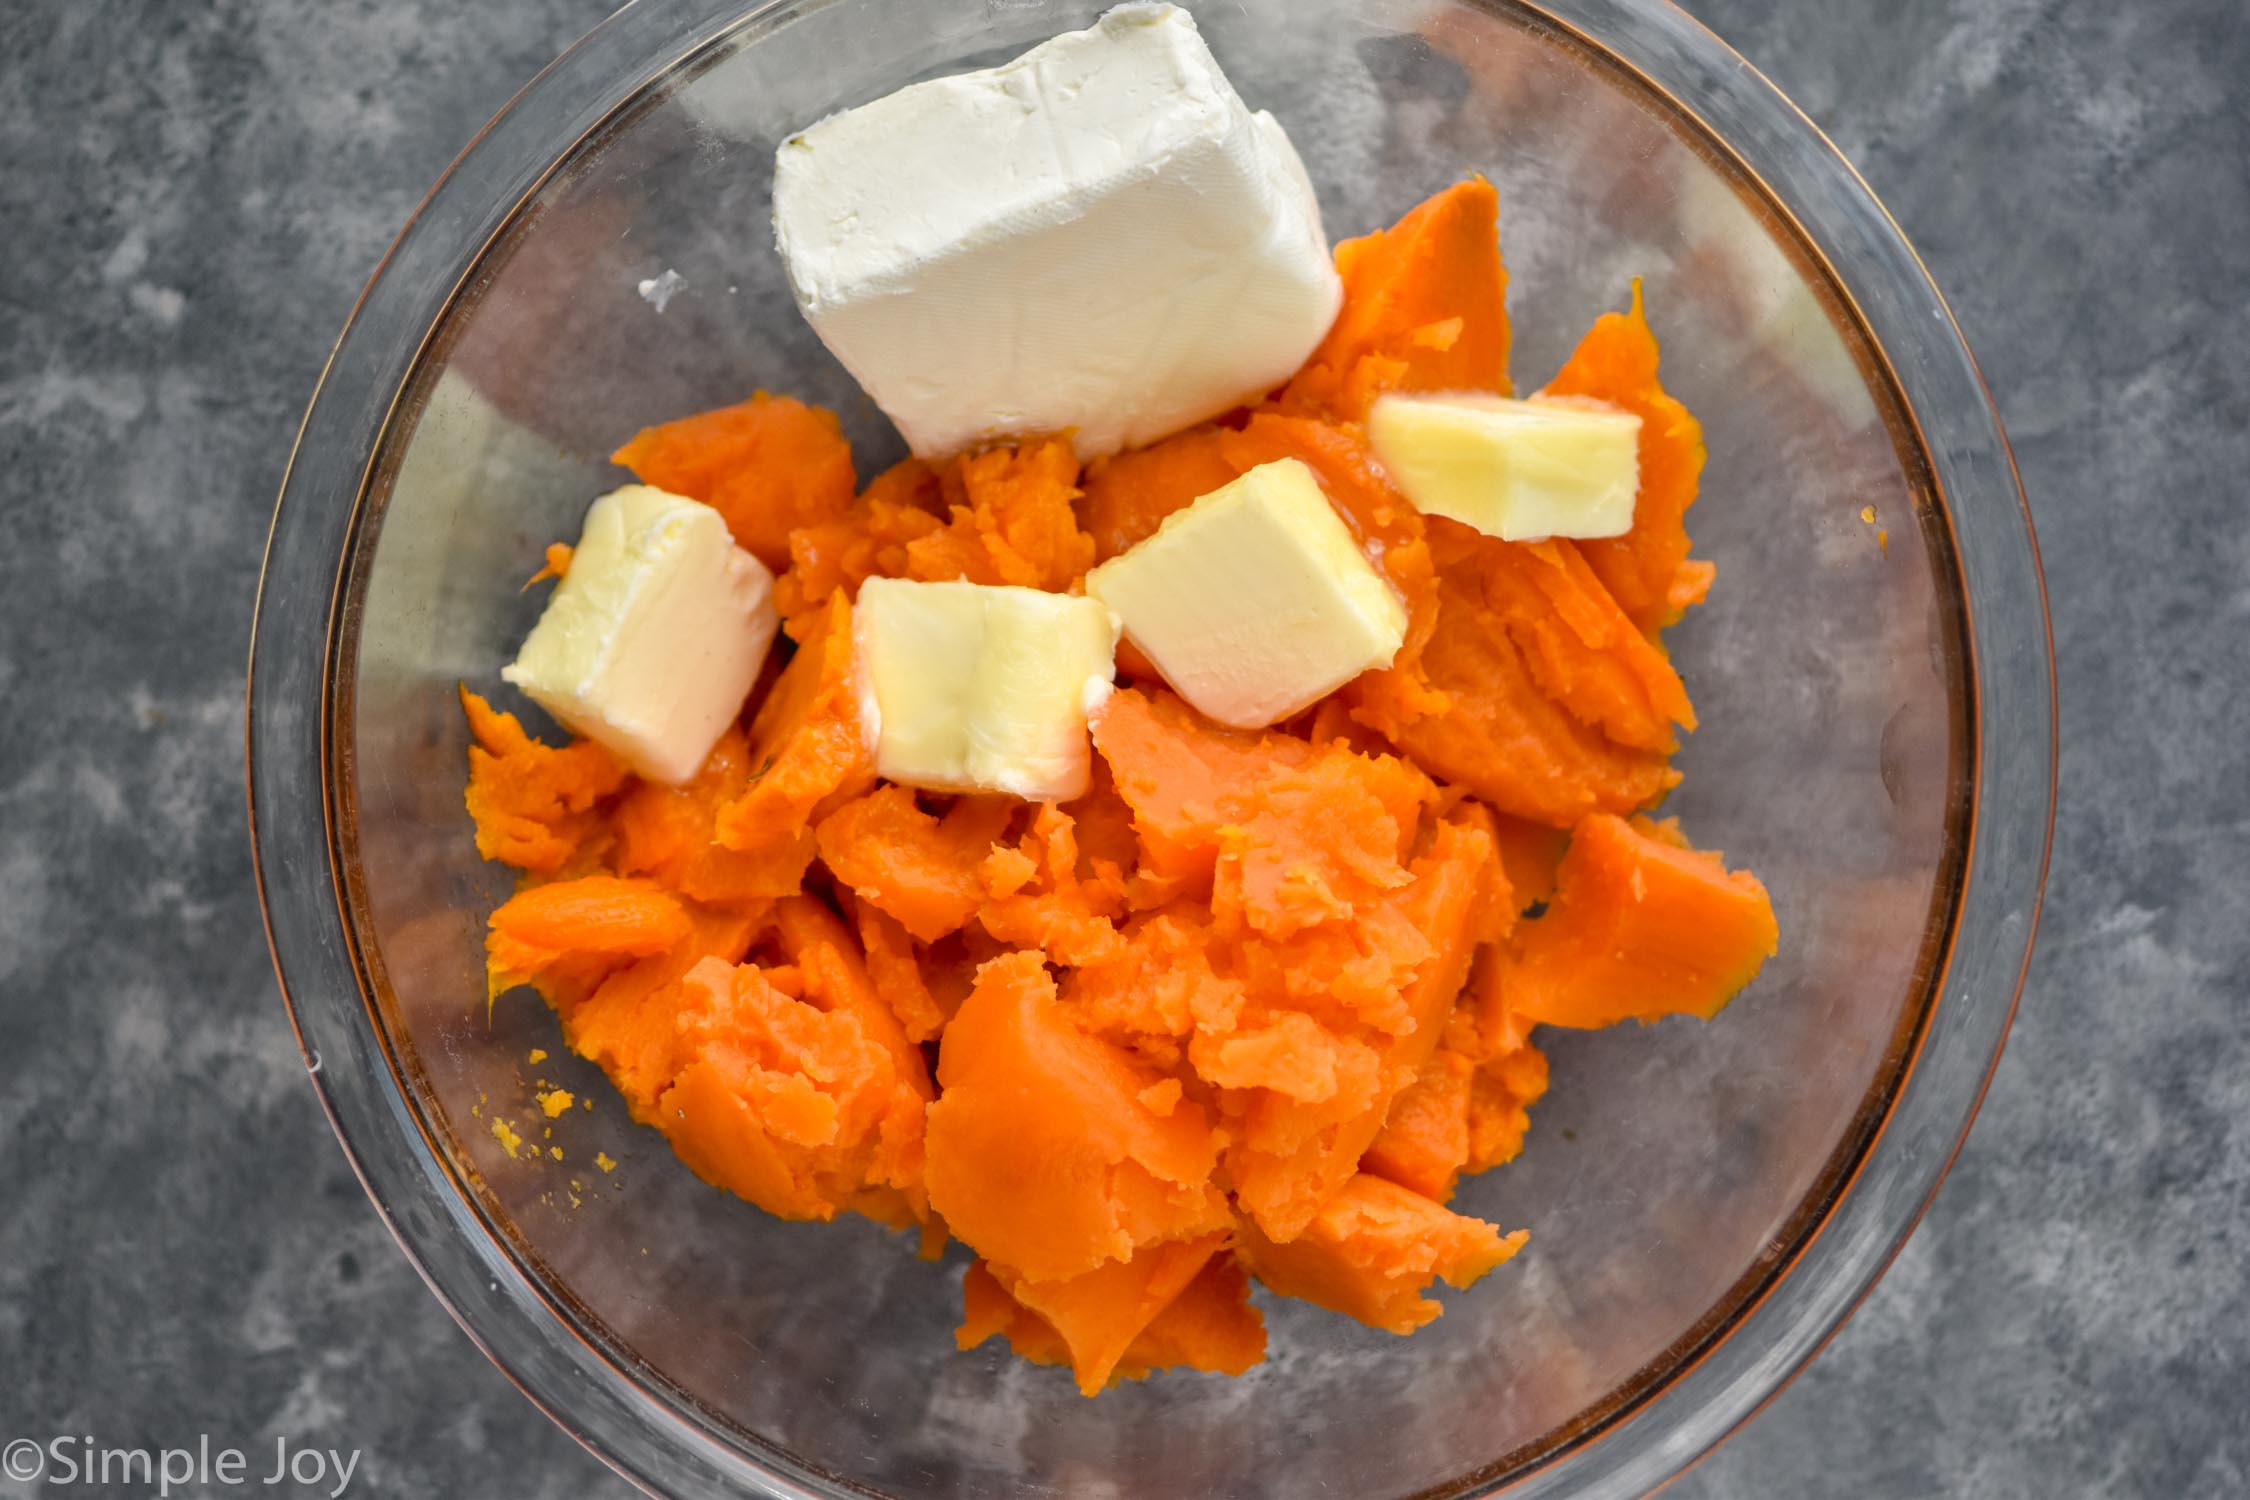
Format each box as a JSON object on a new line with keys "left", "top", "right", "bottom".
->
{"left": 960, "top": 1249, "right": 1266, "bottom": 1392}
{"left": 1124, "top": 1252, "right": 1266, "bottom": 1378}
{"left": 1078, "top": 426, "right": 1240, "bottom": 562}
{"left": 1222, "top": 809, "right": 1496, "bottom": 1242}
{"left": 976, "top": 803, "right": 1128, "bottom": 966}
{"left": 1239, "top": 1174, "right": 1525, "bottom": 1334}
{"left": 770, "top": 895, "right": 934, "bottom": 1105}
{"left": 905, "top": 438, "right": 1096, "bottom": 591}
{"left": 1361, "top": 1048, "right": 1474, "bottom": 1203}
{"left": 924, "top": 952, "right": 1229, "bottom": 1281}
{"left": 559, "top": 907, "right": 764, "bottom": 1117}
{"left": 484, "top": 875, "right": 691, "bottom": 999}
{"left": 714, "top": 591, "right": 876, "bottom": 855}
{"left": 1542, "top": 283, "right": 1711, "bottom": 631}
{"left": 1490, "top": 815, "right": 1569, "bottom": 912}
{"left": 1283, "top": 177, "right": 1512, "bottom": 420}
{"left": 655, "top": 923, "right": 933, "bottom": 1225}
{"left": 1365, "top": 983, "right": 1552, "bottom": 1202}
{"left": 984, "top": 1234, "right": 1223, "bottom": 1395}
{"left": 851, "top": 899, "right": 948, "bottom": 1044}
{"left": 1506, "top": 814, "right": 1778, "bottom": 1028}
{"left": 657, "top": 956, "right": 918, "bottom": 1220}
{"left": 816, "top": 785, "right": 1014, "bottom": 943}
{"left": 772, "top": 458, "right": 946, "bottom": 626}
{"left": 611, "top": 391, "right": 856, "bottom": 572}
{"left": 1436, "top": 522, "right": 1696, "bottom": 754}
{"left": 461, "top": 688, "right": 628, "bottom": 875}
{"left": 1365, "top": 556, "right": 1678, "bottom": 827}
{"left": 612, "top": 724, "right": 812, "bottom": 907}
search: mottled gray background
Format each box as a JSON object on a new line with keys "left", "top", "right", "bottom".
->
{"left": 0, "top": 0, "right": 2242, "bottom": 1496}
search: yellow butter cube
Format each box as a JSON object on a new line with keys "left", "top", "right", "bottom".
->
{"left": 504, "top": 485, "right": 778, "bottom": 784}
{"left": 1367, "top": 392, "right": 1641, "bottom": 542}
{"left": 854, "top": 578, "right": 1120, "bottom": 800}
{"left": 1083, "top": 457, "right": 1406, "bottom": 729}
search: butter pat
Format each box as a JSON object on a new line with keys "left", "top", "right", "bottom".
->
{"left": 772, "top": 3, "right": 1342, "bottom": 461}
{"left": 1367, "top": 393, "right": 1642, "bottom": 543}
{"left": 1084, "top": 458, "right": 1406, "bottom": 729}
{"left": 854, "top": 578, "right": 1119, "bottom": 800}
{"left": 503, "top": 485, "right": 778, "bottom": 784}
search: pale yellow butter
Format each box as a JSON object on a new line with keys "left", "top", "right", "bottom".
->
{"left": 1367, "top": 392, "right": 1642, "bottom": 542}
{"left": 1083, "top": 457, "right": 1406, "bottom": 729}
{"left": 854, "top": 578, "right": 1119, "bottom": 801}
{"left": 502, "top": 485, "right": 778, "bottom": 785}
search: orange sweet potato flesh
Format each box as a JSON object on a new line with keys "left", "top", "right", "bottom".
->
{"left": 851, "top": 898, "right": 948, "bottom": 1045}
{"left": 976, "top": 802, "right": 1129, "bottom": 966}
{"left": 485, "top": 875, "right": 691, "bottom": 998}
{"left": 1490, "top": 815, "right": 1569, "bottom": 911}
{"left": 1124, "top": 1251, "right": 1266, "bottom": 1378}
{"left": 657, "top": 940, "right": 930, "bottom": 1222}
{"left": 1238, "top": 1173, "right": 1525, "bottom": 1335}
{"left": 959, "top": 1250, "right": 1265, "bottom": 1391}
{"left": 559, "top": 906, "right": 764, "bottom": 1118}
{"left": 1506, "top": 814, "right": 1778, "bottom": 1028}
{"left": 611, "top": 391, "right": 856, "bottom": 572}
{"left": 1283, "top": 177, "right": 1511, "bottom": 420}
{"left": 1080, "top": 687, "right": 1502, "bottom": 1241}
{"left": 612, "top": 724, "right": 812, "bottom": 908}
{"left": 1365, "top": 551, "right": 1679, "bottom": 828}
{"left": 1219, "top": 807, "right": 1497, "bottom": 1241}
{"left": 714, "top": 590, "right": 875, "bottom": 855}
{"left": 773, "top": 458, "right": 945, "bottom": 626}
{"left": 460, "top": 179, "right": 1783, "bottom": 1395}
{"left": 1079, "top": 427, "right": 1239, "bottom": 562}
{"left": 525, "top": 541, "right": 573, "bottom": 587}
{"left": 767, "top": 438, "right": 1095, "bottom": 619}
{"left": 1468, "top": 1042, "right": 1551, "bottom": 1176}
{"left": 1089, "top": 685, "right": 1314, "bottom": 895}
{"left": 983, "top": 1234, "right": 1224, "bottom": 1395}
{"left": 905, "top": 438, "right": 1096, "bottom": 591}
{"left": 461, "top": 688, "right": 628, "bottom": 876}
{"left": 1542, "top": 282, "right": 1713, "bottom": 632}
{"left": 650, "top": 896, "right": 934, "bottom": 1220}
{"left": 816, "top": 785, "right": 1015, "bottom": 943}
{"left": 924, "top": 951, "right": 1229, "bottom": 1282}
{"left": 1364, "top": 966, "right": 1552, "bottom": 1203}
{"left": 1435, "top": 521, "right": 1696, "bottom": 754}
{"left": 770, "top": 895, "right": 934, "bottom": 1108}
{"left": 1360, "top": 1048, "right": 1475, "bottom": 1202}
{"left": 958, "top": 1258, "right": 1070, "bottom": 1367}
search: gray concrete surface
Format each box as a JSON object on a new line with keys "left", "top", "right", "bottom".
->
{"left": 1, "top": 0, "right": 2243, "bottom": 1494}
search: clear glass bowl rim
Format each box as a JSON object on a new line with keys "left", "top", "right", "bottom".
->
{"left": 246, "top": 1, "right": 2058, "bottom": 1495}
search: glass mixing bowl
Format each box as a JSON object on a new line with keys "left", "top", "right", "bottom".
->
{"left": 248, "top": 0, "right": 2055, "bottom": 1494}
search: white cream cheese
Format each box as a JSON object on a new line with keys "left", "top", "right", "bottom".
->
{"left": 771, "top": 3, "right": 1343, "bottom": 461}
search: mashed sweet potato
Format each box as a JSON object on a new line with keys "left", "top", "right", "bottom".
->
{"left": 463, "top": 178, "right": 1777, "bottom": 1391}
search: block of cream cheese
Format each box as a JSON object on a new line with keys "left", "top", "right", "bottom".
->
{"left": 854, "top": 578, "right": 1120, "bottom": 800}
{"left": 772, "top": 3, "right": 1342, "bottom": 461}
{"left": 1084, "top": 458, "right": 1406, "bottom": 729}
{"left": 503, "top": 485, "right": 779, "bottom": 785}
{"left": 1367, "top": 392, "right": 1642, "bottom": 542}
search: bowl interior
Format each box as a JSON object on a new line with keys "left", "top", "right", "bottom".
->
{"left": 333, "top": 1, "right": 1968, "bottom": 1494}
